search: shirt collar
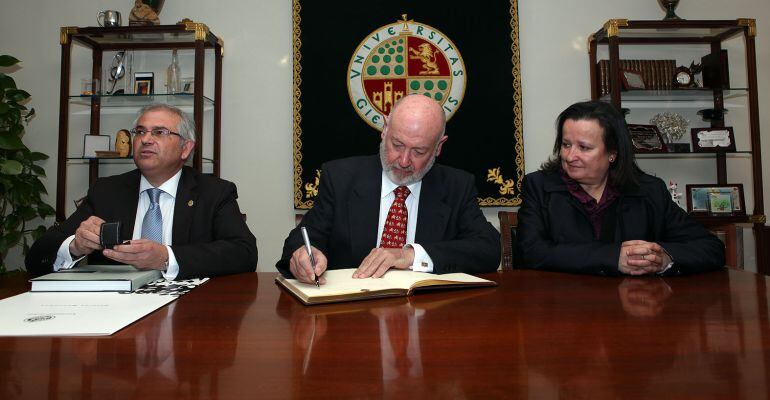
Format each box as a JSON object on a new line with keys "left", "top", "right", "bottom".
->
{"left": 560, "top": 168, "right": 618, "bottom": 206}
{"left": 139, "top": 169, "right": 183, "bottom": 198}
{"left": 381, "top": 170, "right": 421, "bottom": 200}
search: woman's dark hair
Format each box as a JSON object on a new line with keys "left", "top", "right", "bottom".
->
{"left": 541, "top": 100, "right": 641, "bottom": 190}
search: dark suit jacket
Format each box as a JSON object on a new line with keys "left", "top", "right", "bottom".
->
{"left": 276, "top": 155, "right": 500, "bottom": 277}
{"left": 516, "top": 169, "right": 725, "bottom": 276}
{"left": 26, "top": 166, "right": 257, "bottom": 279}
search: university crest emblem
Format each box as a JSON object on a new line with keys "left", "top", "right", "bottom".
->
{"left": 347, "top": 15, "right": 466, "bottom": 130}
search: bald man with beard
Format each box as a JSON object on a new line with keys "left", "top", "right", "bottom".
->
{"left": 277, "top": 94, "right": 500, "bottom": 284}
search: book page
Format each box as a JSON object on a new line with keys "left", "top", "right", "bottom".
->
{"left": 286, "top": 269, "right": 409, "bottom": 298}
{"left": 283, "top": 268, "right": 493, "bottom": 299}
{"left": 382, "top": 270, "right": 493, "bottom": 289}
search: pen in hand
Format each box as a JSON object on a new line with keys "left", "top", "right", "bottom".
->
{"left": 301, "top": 227, "right": 321, "bottom": 288}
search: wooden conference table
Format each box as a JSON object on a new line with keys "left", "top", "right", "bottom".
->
{"left": 1, "top": 268, "right": 769, "bottom": 399}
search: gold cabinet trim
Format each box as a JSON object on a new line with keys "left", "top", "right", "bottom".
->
{"left": 603, "top": 19, "right": 629, "bottom": 38}
{"left": 184, "top": 21, "right": 211, "bottom": 41}
{"left": 60, "top": 26, "right": 78, "bottom": 45}
{"left": 737, "top": 19, "right": 757, "bottom": 37}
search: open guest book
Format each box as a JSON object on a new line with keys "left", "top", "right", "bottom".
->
{"left": 30, "top": 264, "right": 162, "bottom": 292}
{"left": 276, "top": 268, "right": 497, "bottom": 305}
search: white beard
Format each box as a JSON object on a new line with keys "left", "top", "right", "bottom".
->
{"left": 379, "top": 141, "right": 436, "bottom": 186}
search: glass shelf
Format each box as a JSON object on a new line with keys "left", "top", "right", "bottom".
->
{"left": 612, "top": 26, "right": 740, "bottom": 40}
{"left": 593, "top": 20, "right": 746, "bottom": 43}
{"left": 635, "top": 151, "right": 752, "bottom": 159}
{"left": 599, "top": 88, "right": 748, "bottom": 102}
{"left": 80, "top": 31, "right": 198, "bottom": 45}
{"left": 66, "top": 157, "right": 215, "bottom": 163}
{"left": 69, "top": 24, "right": 219, "bottom": 48}
{"left": 69, "top": 93, "right": 214, "bottom": 108}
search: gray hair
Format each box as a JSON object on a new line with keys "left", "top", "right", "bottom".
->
{"left": 133, "top": 103, "right": 197, "bottom": 143}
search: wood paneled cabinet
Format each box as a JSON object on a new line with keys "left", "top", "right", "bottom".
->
{"left": 57, "top": 23, "right": 223, "bottom": 220}
{"left": 588, "top": 19, "right": 766, "bottom": 272}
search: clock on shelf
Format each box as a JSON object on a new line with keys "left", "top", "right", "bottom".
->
{"left": 673, "top": 66, "right": 694, "bottom": 88}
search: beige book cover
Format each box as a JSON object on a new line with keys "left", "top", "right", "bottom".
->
{"left": 276, "top": 268, "right": 496, "bottom": 305}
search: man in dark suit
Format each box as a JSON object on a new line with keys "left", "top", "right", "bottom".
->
{"left": 277, "top": 95, "right": 499, "bottom": 284}
{"left": 26, "top": 104, "right": 257, "bottom": 279}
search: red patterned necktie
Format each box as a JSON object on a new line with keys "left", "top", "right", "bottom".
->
{"left": 380, "top": 186, "right": 410, "bottom": 248}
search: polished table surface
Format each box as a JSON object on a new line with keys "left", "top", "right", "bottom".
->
{"left": 1, "top": 268, "right": 769, "bottom": 399}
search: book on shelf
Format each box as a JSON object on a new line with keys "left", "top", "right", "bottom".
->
{"left": 648, "top": 60, "right": 658, "bottom": 90}
{"left": 276, "top": 268, "right": 497, "bottom": 306}
{"left": 597, "top": 59, "right": 676, "bottom": 95}
{"left": 30, "top": 264, "right": 162, "bottom": 292}
{"left": 598, "top": 60, "right": 608, "bottom": 95}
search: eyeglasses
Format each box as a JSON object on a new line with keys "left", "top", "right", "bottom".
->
{"left": 130, "top": 127, "right": 181, "bottom": 138}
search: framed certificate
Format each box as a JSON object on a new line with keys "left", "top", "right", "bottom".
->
{"left": 83, "top": 134, "right": 111, "bottom": 158}
{"left": 685, "top": 184, "right": 745, "bottom": 215}
{"left": 691, "top": 127, "right": 736, "bottom": 152}
{"left": 627, "top": 124, "right": 668, "bottom": 153}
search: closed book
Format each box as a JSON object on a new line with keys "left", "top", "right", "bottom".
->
{"left": 30, "top": 265, "right": 162, "bottom": 292}
{"left": 661, "top": 60, "right": 670, "bottom": 89}
{"left": 598, "top": 60, "right": 608, "bottom": 96}
{"left": 648, "top": 60, "right": 658, "bottom": 90}
{"left": 640, "top": 60, "right": 650, "bottom": 90}
{"left": 276, "top": 268, "right": 497, "bottom": 305}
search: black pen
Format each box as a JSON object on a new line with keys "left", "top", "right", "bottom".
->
{"left": 301, "top": 227, "right": 321, "bottom": 288}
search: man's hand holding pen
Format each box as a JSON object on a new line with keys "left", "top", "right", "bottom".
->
{"left": 289, "top": 245, "right": 328, "bottom": 285}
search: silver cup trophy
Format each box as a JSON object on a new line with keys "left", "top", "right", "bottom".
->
{"left": 98, "top": 10, "right": 122, "bottom": 27}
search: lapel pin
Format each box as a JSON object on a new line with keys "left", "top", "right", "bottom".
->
{"left": 188, "top": 200, "right": 194, "bottom": 207}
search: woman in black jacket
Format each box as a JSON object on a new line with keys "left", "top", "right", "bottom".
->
{"left": 517, "top": 101, "right": 725, "bottom": 276}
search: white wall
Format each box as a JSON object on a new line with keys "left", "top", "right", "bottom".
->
{"left": 1, "top": 1, "right": 768, "bottom": 272}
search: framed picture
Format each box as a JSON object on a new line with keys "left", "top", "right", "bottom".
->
{"left": 627, "top": 124, "right": 668, "bottom": 153}
{"left": 685, "top": 184, "right": 745, "bottom": 215}
{"left": 691, "top": 127, "right": 736, "bottom": 152}
{"left": 134, "top": 72, "right": 154, "bottom": 95}
{"left": 621, "top": 70, "right": 646, "bottom": 90}
{"left": 83, "top": 134, "right": 111, "bottom": 158}
{"left": 180, "top": 77, "right": 194, "bottom": 94}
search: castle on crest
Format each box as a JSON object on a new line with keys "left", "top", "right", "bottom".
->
{"left": 372, "top": 81, "right": 404, "bottom": 114}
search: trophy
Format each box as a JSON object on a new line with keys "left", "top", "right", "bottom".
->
{"left": 659, "top": 0, "right": 683, "bottom": 21}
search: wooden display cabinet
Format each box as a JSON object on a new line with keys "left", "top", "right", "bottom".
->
{"left": 588, "top": 19, "right": 766, "bottom": 272}
{"left": 57, "top": 23, "right": 223, "bottom": 221}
